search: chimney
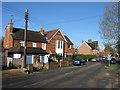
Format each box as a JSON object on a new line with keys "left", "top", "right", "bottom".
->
{"left": 40, "top": 28, "right": 44, "bottom": 35}
{"left": 7, "top": 19, "right": 13, "bottom": 33}
{"left": 82, "top": 41, "right": 84, "bottom": 43}
{"left": 88, "top": 39, "right": 92, "bottom": 43}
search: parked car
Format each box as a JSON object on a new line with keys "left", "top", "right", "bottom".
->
{"left": 73, "top": 58, "right": 86, "bottom": 66}
{"left": 91, "top": 58, "right": 97, "bottom": 62}
{"left": 97, "top": 57, "right": 102, "bottom": 61}
{"left": 102, "top": 57, "right": 107, "bottom": 60}
{"left": 117, "top": 60, "right": 120, "bottom": 64}
{"left": 109, "top": 58, "right": 117, "bottom": 64}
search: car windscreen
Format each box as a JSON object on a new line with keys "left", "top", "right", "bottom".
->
{"left": 75, "top": 58, "right": 80, "bottom": 61}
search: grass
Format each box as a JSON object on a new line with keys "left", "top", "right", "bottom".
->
{"left": 106, "top": 64, "right": 117, "bottom": 69}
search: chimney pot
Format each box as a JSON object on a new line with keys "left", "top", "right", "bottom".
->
{"left": 40, "top": 28, "right": 44, "bottom": 35}
{"left": 88, "top": 39, "right": 92, "bottom": 43}
{"left": 10, "top": 19, "right": 12, "bottom": 23}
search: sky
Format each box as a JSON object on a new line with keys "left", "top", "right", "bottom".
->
{"left": 2, "top": 2, "right": 110, "bottom": 50}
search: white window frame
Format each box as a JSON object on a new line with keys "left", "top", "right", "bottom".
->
{"left": 68, "top": 44, "right": 71, "bottom": 49}
{"left": 19, "top": 41, "right": 24, "bottom": 46}
{"left": 42, "top": 43, "right": 46, "bottom": 50}
{"left": 56, "top": 40, "right": 63, "bottom": 49}
{"left": 32, "top": 42, "right": 36, "bottom": 47}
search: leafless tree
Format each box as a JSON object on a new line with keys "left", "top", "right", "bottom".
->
{"left": 98, "top": 2, "right": 119, "bottom": 45}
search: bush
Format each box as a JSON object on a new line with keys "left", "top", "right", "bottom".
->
{"left": 74, "top": 54, "right": 97, "bottom": 59}
{"left": 56, "top": 54, "right": 62, "bottom": 62}
{"left": 68, "top": 55, "right": 73, "bottom": 61}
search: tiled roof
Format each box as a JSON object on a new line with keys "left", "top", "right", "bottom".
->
{"left": 64, "top": 35, "right": 73, "bottom": 45}
{"left": 86, "top": 41, "right": 98, "bottom": 50}
{"left": 12, "top": 28, "right": 48, "bottom": 43}
{"left": 44, "top": 29, "right": 59, "bottom": 40}
{"left": 8, "top": 47, "right": 49, "bottom": 54}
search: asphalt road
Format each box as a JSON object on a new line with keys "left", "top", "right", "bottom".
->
{"left": 2, "top": 60, "right": 118, "bottom": 88}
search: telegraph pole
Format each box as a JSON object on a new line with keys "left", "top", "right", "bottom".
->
{"left": 23, "top": 9, "right": 28, "bottom": 69}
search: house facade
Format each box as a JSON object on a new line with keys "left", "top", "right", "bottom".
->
{"left": 77, "top": 39, "right": 99, "bottom": 55}
{"left": 3, "top": 19, "right": 74, "bottom": 68}
{"left": 4, "top": 19, "right": 49, "bottom": 68}
{"left": 40, "top": 28, "right": 73, "bottom": 59}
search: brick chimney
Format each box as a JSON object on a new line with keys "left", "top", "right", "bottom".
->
{"left": 7, "top": 19, "right": 13, "bottom": 33}
{"left": 88, "top": 39, "right": 92, "bottom": 43}
{"left": 82, "top": 41, "right": 84, "bottom": 43}
{"left": 40, "top": 28, "right": 44, "bottom": 35}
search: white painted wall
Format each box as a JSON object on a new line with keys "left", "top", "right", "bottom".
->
{"left": 13, "top": 54, "right": 21, "bottom": 58}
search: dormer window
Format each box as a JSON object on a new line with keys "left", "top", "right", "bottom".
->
{"left": 32, "top": 42, "right": 36, "bottom": 47}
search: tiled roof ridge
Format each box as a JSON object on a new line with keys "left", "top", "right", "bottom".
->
{"left": 44, "top": 29, "right": 59, "bottom": 33}
{"left": 13, "top": 27, "right": 40, "bottom": 33}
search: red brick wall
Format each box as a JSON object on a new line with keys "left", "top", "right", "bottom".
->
{"left": 4, "top": 27, "right": 13, "bottom": 48}
{"left": 13, "top": 40, "right": 42, "bottom": 48}
{"left": 78, "top": 42, "right": 92, "bottom": 55}
{"left": 14, "top": 40, "right": 19, "bottom": 47}
{"left": 46, "top": 31, "right": 65, "bottom": 53}
{"left": 46, "top": 31, "right": 73, "bottom": 56}
{"left": 67, "top": 44, "right": 73, "bottom": 54}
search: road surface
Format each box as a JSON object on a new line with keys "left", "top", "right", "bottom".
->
{"left": 2, "top": 60, "right": 118, "bottom": 88}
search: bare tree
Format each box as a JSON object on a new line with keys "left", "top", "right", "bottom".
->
{"left": 98, "top": 2, "right": 119, "bottom": 45}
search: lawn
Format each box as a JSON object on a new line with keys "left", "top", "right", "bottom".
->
{"left": 106, "top": 64, "right": 117, "bottom": 69}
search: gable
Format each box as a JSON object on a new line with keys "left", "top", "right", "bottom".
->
{"left": 45, "top": 29, "right": 67, "bottom": 42}
{"left": 86, "top": 41, "right": 98, "bottom": 50}
{"left": 78, "top": 41, "right": 92, "bottom": 50}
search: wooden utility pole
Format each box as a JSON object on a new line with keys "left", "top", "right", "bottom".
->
{"left": 23, "top": 9, "right": 28, "bottom": 69}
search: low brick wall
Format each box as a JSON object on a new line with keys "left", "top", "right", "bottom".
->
{"left": 49, "top": 60, "right": 73, "bottom": 70}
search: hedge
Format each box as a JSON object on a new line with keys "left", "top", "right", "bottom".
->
{"left": 74, "top": 54, "right": 97, "bottom": 59}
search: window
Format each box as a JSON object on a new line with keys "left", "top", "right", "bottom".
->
{"left": 42, "top": 43, "right": 46, "bottom": 50}
{"left": 68, "top": 45, "right": 71, "bottom": 49}
{"left": 61, "top": 41, "right": 62, "bottom": 49}
{"left": 58, "top": 40, "right": 60, "bottom": 49}
{"left": 56, "top": 40, "right": 63, "bottom": 49}
{"left": 19, "top": 41, "right": 24, "bottom": 46}
{"left": 32, "top": 42, "right": 36, "bottom": 47}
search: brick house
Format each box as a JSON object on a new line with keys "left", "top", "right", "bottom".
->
{"left": 3, "top": 19, "right": 73, "bottom": 68}
{"left": 40, "top": 28, "right": 73, "bottom": 59}
{"left": 77, "top": 39, "right": 99, "bottom": 55}
{"left": 3, "top": 19, "right": 49, "bottom": 68}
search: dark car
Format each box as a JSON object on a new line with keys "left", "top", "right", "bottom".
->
{"left": 73, "top": 58, "right": 86, "bottom": 66}
{"left": 117, "top": 60, "right": 120, "bottom": 64}
{"left": 109, "top": 58, "right": 117, "bottom": 64}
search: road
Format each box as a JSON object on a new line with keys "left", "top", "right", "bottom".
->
{"left": 2, "top": 60, "right": 118, "bottom": 88}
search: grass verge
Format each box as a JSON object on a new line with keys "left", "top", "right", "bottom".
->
{"left": 106, "top": 64, "right": 117, "bottom": 69}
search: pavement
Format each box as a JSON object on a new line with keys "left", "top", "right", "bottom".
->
{"left": 2, "top": 61, "right": 120, "bottom": 88}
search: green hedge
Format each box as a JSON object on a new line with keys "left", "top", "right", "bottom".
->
{"left": 74, "top": 54, "right": 97, "bottom": 59}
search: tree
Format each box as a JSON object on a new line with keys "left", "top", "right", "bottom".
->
{"left": 104, "top": 43, "right": 116, "bottom": 56}
{"left": 0, "top": 37, "right": 4, "bottom": 48}
{"left": 73, "top": 45, "right": 78, "bottom": 54}
{"left": 98, "top": 2, "right": 119, "bottom": 45}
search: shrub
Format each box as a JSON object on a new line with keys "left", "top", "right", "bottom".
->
{"left": 68, "top": 55, "right": 73, "bottom": 61}
{"left": 74, "top": 54, "right": 97, "bottom": 59}
{"left": 56, "top": 54, "right": 62, "bottom": 62}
